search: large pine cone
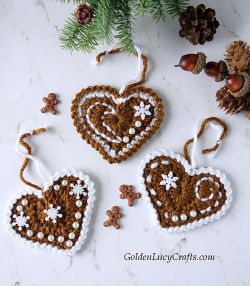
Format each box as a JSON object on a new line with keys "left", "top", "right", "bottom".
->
{"left": 225, "top": 40, "right": 250, "bottom": 73}
{"left": 216, "top": 86, "right": 250, "bottom": 116}
{"left": 179, "top": 4, "right": 219, "bottom": 45}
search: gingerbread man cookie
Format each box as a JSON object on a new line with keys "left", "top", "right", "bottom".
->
{"left": 119, "top": 185, "right": 141, "bottom": 207}
{"left": 103, "top": 206, "right": 122, "bottom": 229}
{"left": 41, "top": 93, "right": 58, "bottom": 115}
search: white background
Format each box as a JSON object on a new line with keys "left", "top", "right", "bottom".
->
{"left": 0, "top": 0, "right": 249, "bottom": 285}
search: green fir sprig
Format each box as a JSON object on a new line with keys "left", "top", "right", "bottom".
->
{"left": 59, "top": 0, "right": 189, "bottom": 53}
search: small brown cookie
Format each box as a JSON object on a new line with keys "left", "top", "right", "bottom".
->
{"left": 103, "top": 206, "right": 122, "bottom": 229}
{"left": 41, "top": 93, "right": 58, "bottom": 115}
{"left": 119, "top": 185, "right": 141, "bottom": 207}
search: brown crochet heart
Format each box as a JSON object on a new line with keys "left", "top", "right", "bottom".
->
{"left": 7, "top": 170, "right": 95, "bottom": 255}
{"left": 71, "top": 86, "right": 164, "bottom": 163}
{"left": 138, "top": 150, "right": 232, "bottom": 232}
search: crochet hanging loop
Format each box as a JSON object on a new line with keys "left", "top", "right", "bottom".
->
{"left": 183, "top": 117, "right": 228, "bottom": 167}
{"left": 16, "top": 128, "right": 48, "bottom": 191}
{"left": 95, "top": 46, "right": 148, "bottom": 94}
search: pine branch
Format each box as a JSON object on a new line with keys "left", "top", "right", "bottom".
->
{"left": 148, "top": 0, "right": 165, "bottom": 21}
{"left": 163, "top": 0, "right": 189, "bottom": 17}
{"left": 58, "top": 0, "right": 190, "bottom": 53}
{"left": 133, "top": 0, "right": 150, "bottom": 16}
{"left": 94, "top": 0, "right": 115, "bottom": 44}
{"left": 114, "top": 0, "right": 134, "bottom": 53}
{"left": 60, "top": 13, "right": 97, "bottom": 52}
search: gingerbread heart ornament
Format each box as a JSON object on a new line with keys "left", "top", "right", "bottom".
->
{"left": 71, "top": 48, "right": 164, "bottom": 164}
{"left": 138, "top": 118, "right": 232, "bottom": 232}
{"left": 6, "top": 129, "right": 95, "bottom": 255}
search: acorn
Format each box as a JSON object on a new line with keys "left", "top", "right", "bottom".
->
{"left": 175, "top": 52, "right": 207, "bottom": 74}
{"left": 204, "top": 60, "right": 228, "bottom": 82}
{"left": 226, "top": 72, "right": 250, "bottom": 97}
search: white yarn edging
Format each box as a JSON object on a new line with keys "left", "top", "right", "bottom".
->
{"left": 77, "top": 91, "right": 159, "bottom": 158}
{"left": 5, "top": 169, "right": 96, "bottom": 256}
{"left": 137, "top": 150, "right": 233, "bottom": 233}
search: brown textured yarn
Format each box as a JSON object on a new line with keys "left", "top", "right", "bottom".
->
{"left": 142, "top": 155, "right": 227, "bottom": 228}
{"left": 71, "top": 48, "right": 163, "bottom": 164}
{"left": 183, "top": 117, "right": 228, "bottom": 165}
{"left": 11, "top": 175, "right": 89, "bottom": 250}
{"left": 18, "top": 128, "right": 46, "bottom": 191}
{"left": 95, "top": 47, "right": 148, "bottom": 92}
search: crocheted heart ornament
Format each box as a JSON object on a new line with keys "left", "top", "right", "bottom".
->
{"left": 138, "top": 151, "right": 232, "bottom": 232}
{"left": 71, "top": 48, "right": 164, "bottom": 164}
{"left": 138, "top": 118, "right": 232, "bottom": 232}
{"left": 7, "top": 169, "right": 95, "bottom": 255}
{"left": 71, "top": 86, "right": 163, "bottom": 163}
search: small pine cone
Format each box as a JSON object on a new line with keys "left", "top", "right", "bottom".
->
{"left": 179, "top": 4, "right": 220, "bottom": 45}
{"left": 216, "top": 86, "right": 249, "bottom": 115}
{"left": 76, "top": 4, "right": 93, "bottom": 25}
{"left": 225, "top": 40, "right": 250, "bottom": 73}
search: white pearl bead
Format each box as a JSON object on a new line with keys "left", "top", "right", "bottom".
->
{"left": 69, "top": 232, "right": 75, "bottom": 239}
{"left": 54, "top": 185, "right": 60, "bottom": 191}
{"left": 75, "top": 212, "right": 81, "bottom": 219}
{"left": 76, "top": 200, "right": 82, "bottom": 207}
{"left": 123, "top": 136, "right": 129, "bottom": 143}
{"left": 58, "top": 236, "right": 64, "bottom": 243}
{"left": 135, "top": 121, "right": 141, "bottom": 127}
{"left": 37, "top": 232, "right": 44, "bottom": 239}
{"left": 62, "top": 180, "right": 68, "bottom": 186}
{"left": 72, "top": 222, "right": 79, "bottom": 229}
{"left": 129, "top": 128, "right": 135, "bottom": 135}
{"left": 66, "top": 240, "right": 73, "bottom": 248}
{"left": 180, "top": 214, "right": 187, "bottom": 221}
{"left": 48, "top": 235, "right": 54, "bottom": 241}
{"left": 21, "top": 199, "right": 28, "bottom": 206}
{"left": 27, "top": 230, "right": 33, "bottom": 237}
{"left": 172, "top": 215, "right": 179, "bottom": 222}
{"left": 16, "top": 205, "right": 23, "bottom": 212}
{"left": 190, "top": 210, "right": 197, "bottom": 217}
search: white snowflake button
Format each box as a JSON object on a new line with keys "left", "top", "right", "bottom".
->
{"left": 43, "top": 204, "right": 63, "bottom": 223}
{"left": 70, "top": 180, "right": 87, "bottom": 199}
{"left": 160, "top": 171, "right": 179, "bottom": 191}
{"left": 134, "top": 101, "right": 151, "bottom": 120}
{"left": 12, "top": 211, "right": 30, "bottom": 231}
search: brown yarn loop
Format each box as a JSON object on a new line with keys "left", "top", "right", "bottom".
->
{"left": 95, "top": 47, "right": 148, "bottom": 92}
{"left": 19, "top": 128, "right": 46, "bottom": 190}
{"left": 183, "top": 117, "right": 228, "bottom": 165}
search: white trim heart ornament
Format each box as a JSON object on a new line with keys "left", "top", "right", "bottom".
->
{"left": 137, "top": 117, "right": 233, "bottom": 232}
{"left": 71, "top": 47, "right": 164, "bottom": 164}
{"left": 6, "top": 128, "right": 96, "bottom": 255}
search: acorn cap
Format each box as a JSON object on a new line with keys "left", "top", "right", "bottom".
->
{"left": 215, "top": 60, "right": 228, "bottom": 82}
{"left": 192, "top": 52, "right": 207, "bottom": 74}
{"left": 229, "top": 72, "right": 250, "bottom": 98}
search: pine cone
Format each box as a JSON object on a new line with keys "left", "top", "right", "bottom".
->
{"left": 179, "top": 4, "right": 219, "bottom": 45}
{"left": 76, "top": 4, "right": 93, "bottom": 25}
{"left": 216, "top": 86, "right": 250, "bottom": 115}
{"left": 225, "top": 40, "right": 250, "bottom": 73}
